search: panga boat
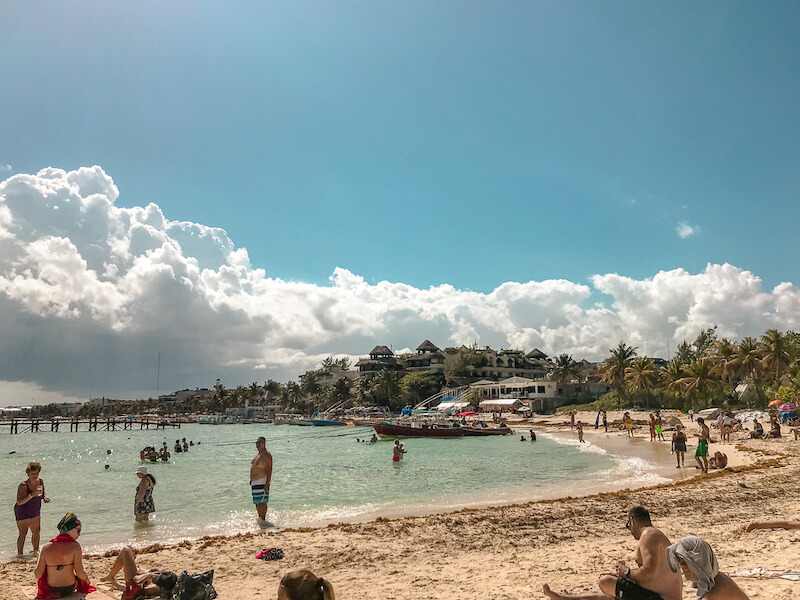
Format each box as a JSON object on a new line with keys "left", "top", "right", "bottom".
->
{"left": 311, "top": 419, "right": 347, "bottom": 426}
{"left": 461, "top": 425, "right": 513, "bottom": 436}
{"left": 373, "top": 422, "right": 465, "bottom": 438}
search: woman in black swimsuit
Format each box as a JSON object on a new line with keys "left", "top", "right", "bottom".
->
{"left": 672, "top": 425, "right": 687, "bottom": 467}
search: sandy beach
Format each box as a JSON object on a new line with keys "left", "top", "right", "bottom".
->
{"left": 3, "top": 411, "right": 798, "bottom": 600}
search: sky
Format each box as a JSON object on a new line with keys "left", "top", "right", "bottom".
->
{"left": 1, "top": 2, "right": 799, "bottom": 405}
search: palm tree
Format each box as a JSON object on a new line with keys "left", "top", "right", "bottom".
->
{"left": 761, "top": 329, "right": 792, "bottom": 380}
{"left": 625, "top": 357, "right": 658, "bottom": 409}
{"left": 600, "top": 342, "right": 638, "bottom": 406}
{"left": 300, "top": 372, "right": 322, "bottom": 399}
{"left": 660, "top": 358, "right": 686, "bottom": 398}
{"left": 709, "top": 338, "right": 739, "bottom": 386}
{"left": 286, "top": 381, "right": 304, "bottom": 412}
{"left": 674, "top": 341, "right": 695, "bottom": 365}
{"left": 677, "top": 358, "right": 723, "bottom": 412}
{"left": 550, "top": 354, "right": 582, "bottom": 389}
{"left": 373, "top": 369, "right": 401, "bottom": 409}
{"left": 736, "top": 336, "right": 766, "bottom": 405}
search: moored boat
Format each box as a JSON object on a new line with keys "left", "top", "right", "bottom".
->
{"left": 461, "top": 425, "right": 513, "bottom": 436}
{"left": 373, "top": 422, "right": 464, "bottom": 438}
{"left": 312, "top": 419, "right": 347, "bottom": 426}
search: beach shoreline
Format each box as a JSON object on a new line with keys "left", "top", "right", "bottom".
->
{"left": 3, "top": 413, "right": 796, "bottom": 600}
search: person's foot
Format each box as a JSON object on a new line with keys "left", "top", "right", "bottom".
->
{"left": 542, "top": 584, "right": 566, "bottom": 600}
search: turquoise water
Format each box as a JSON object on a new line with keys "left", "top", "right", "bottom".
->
{"left": 0, "top": 424, "right": 665, "bottom": 561}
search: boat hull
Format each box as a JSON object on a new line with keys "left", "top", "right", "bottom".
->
{"left": 311, "top": 419, "right": 347, "bottom": 426}
{"left": 461, "top": 427, "right": 513, "bottom": 436}
{"left": 373, "top": 422, "right": 464, "bottom": 438}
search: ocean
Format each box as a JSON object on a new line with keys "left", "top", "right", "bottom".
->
{"left": 0, "top": 423, "right": 669, "bottom": 562}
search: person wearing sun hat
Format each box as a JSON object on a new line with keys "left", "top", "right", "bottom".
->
{"left": 666, "top": 536, "right": 749, "bottom": 599}
{"left": 33, "top": 513, "right": 96, "bottom": 599}
{"left": 134, "top": 466, "right": 157, "bottom": 522}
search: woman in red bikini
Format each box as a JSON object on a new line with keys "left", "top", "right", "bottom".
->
{"left": 33, "top": 513, "right": 95, "bottom": 599}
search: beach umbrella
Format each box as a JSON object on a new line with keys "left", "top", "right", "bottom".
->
{"left": 768, "top": 399, "right": 783, "bottom": 407}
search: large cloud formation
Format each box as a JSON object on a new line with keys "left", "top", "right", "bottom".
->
{"left": 1, "top": 167, "right": 799, "bottom": 402}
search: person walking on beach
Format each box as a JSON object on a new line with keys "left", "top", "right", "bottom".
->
{"left": 695, "top": 418, "right": 711, "bottom": 473}
{"left": 542, "top": 506, "right": 681, "bottom": 600}
{"left": 251, "top": 436, "right": 273, "bottom": 526}
{"left": 134, "top": 466, "right": 156, "bottom": 522}
{"left": 570, "top": 412, "right": 576, "bottom": 431}
{"left": 649, "top": 413, "right": 657, "bottom": 442}
{"left": 576, "top": 421, "right": 585, "bottom": 443}
{"left": 15, "top": 461, "right": 50, "bottom": 555}
{"left": 666, "top": 536, "right": 750, "bottom": 600}
{"left": 688, "top": 408, "right": 694, "bottom": 422}
{"left": 655, "top": 412, "right": 665, "bottom": 441}
{"left": 624, "top": 412, "right": 634, "bottom": 438}
{"left": 602, "top": 410, "right": 608, "bottom": 433}
{"left": 672, "top": 425, "right": 687, "bottom": 468}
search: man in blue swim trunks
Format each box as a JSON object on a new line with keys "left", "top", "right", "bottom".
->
{"left": 250, "top": 436, "right": 273, "bottom": 526}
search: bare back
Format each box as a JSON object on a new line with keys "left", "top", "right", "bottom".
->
{"left": 634, "top": 527, "right": 682, "bottom": 600}
{"left": 35, "top": 540, "right": 86, "bottom": 587}
{"left": 703, "top": 573, "right": 749, "bottom": 600}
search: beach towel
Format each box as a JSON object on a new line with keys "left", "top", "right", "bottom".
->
{"left": 729, "top": 568, "right": 800, "bottom": 581}
{"left": 256, "top": 547, "right": 284, "bottom": 560}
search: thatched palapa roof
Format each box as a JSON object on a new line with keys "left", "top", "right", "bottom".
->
{"left": 369, "top": 345, "right": 394, "bottom": 357}
{"left": 526, "top": 348, "right": 549, "bottom": 359}
{"left": 416, "top": 340, "right": 440, "bottom": 353}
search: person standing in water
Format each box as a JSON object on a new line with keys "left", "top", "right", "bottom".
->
{"left": 392, "top": 440, "right": 406, "bottom": 462}
{"left": 15, "top": 461, "right": 50, "bottom": 555}
{"left": 576, "top": 421, "right": 585, "bottom": 443}
{"left": 251, "top": 436, "right": 273, "bottom": 526}
{"left": 134, "top": 466, "right": 156, "bottom": 522}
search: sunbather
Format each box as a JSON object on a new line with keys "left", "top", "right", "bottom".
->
{"left": 34, "top": 513, "right": 96, "bottom": 599}
{"left": 103, "top": 546, "right": 167, "bottom": 599}
{"left": 745, "top": 521, "right": 800, "bottom": 531}
{"left": 666, "top": 535, "right": 749, "bottom": 599}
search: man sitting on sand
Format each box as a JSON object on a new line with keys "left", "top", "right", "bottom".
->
{"left": 709, "top": 452, "right": 727, "bottom": 470}
{"left": 543, "top": 506, "right": 681, "bottom": 600}
{"left": 666, "top": 535, "right": 749, "bottom": 599}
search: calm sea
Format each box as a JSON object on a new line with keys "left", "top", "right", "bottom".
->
{"left": 0, "top": 423, "right": 667, "bottom": 561}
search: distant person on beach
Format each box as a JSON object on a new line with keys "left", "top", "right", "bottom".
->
{"left": 666, "top": 535, "right": 750, "bottom": 600}
{"left": 649, "top": 413, "right": 657, "bottom": 441}
{"left": 695, "top": 418, "right": 711, "bottom": 473}
{"left": 672, "top": 425, "right": 687, "bottom": 468}
{"left": 160, "top": 443, "right": 170, "bottom": 462}
{"left": 570, "top": 412, "right": 576, "bottom": 430}
{"left": 278, "top": 568, "right": 335, "bottom": 600}
{"left": 688, "top": 409, "right": 694, "bottom": 422}
{"left": 15, "top": 461, "right": 50, "bottom": 555}
{"left": 602, "top": 410, "right": 608, "bottom": 432}
{"left": 709, "top": 452, "right": 727, "bottom": 469}
{"left": 624, "top": 412, "right": 634, "bottom": 438}
{"left": 721, "top": 415, "right": 733, "bottom": 442}
{"left": 655, "top": 413, "right": 665, "bottom": 441}
{"left": 174, "top": 439, "right": 182, "bottom": 453}
{"left": 529, "top": 429, "right": 536, "bottom": 441}
{"left": 134, "top": 466, "right": 156, "bottom": 522}
{"left": 392, "top": 440, "right": 406, "bottom": 462}
{"left": 576, "top": 421, "right": 585, "bottom": 443}
{"left": 543, "top": 506, "right": 681, "bottom": 600}
{"left": 182, "top": 438, "right": 189, "bottom": 452}
{"left": 746, "top": 520, "right": 800, "bottom": 531}
{"left": 369, "top": 434, "right": 378, "bottom": 443}
{"left": 251, "top": 436, "right": 273, "bottom": 526}
{"left": 766, "top": 420, "right": 781, "bottom": 439}
{"left": 34, "top": 513, "right": 96, "bottom": 599}
{"left": 749, "top": 419, "right": 763, "bottom": 439}
{"left": 103, "top": 545, "right": 168, "bottom": 598}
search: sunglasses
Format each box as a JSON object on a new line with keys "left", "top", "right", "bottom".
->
{"left": 625, "top": 518, "right": 632, "bottom": 530}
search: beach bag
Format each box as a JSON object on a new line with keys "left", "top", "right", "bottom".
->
{"left": 154, "top": 571, "right": 178, "bottom": 597}
{"left": 173, "top": 570, "right": 217, "bottom": 600}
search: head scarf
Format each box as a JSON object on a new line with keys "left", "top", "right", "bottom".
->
{"left": 666, "top": 535, "right": 719, "bottom": 599}
{"left": 57, "top": 512, "right": 81, "bottom": 534}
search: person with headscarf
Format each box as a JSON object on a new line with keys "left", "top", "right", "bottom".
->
{"left": 33, "top": 513, "right": 96, "bottom": 599}
{"left": 666, "top": 535, "right": 749, "bottom": 599}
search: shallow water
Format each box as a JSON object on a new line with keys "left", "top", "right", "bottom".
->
{"left": 0, "top": 423, "right": 668, "bottom": 561}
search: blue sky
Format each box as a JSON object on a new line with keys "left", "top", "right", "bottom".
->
{"left": 1, "top": 2, "right": 800, "bottom": 403}
{"left": 3, "top": 1, "right": 798, "bottom": 291}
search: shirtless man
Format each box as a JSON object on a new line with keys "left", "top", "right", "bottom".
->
{"left": 251, "top": 436, "right": 273, "bottom": 526}
{"left": 695, "top": 418, "right": 711, "bottom": 473}
{"left": 543, "top": 506, "right": 681, "bottom": 600}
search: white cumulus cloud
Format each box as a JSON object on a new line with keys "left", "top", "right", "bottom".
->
{"left": 0, "top": 166, "right": 798, "bottom": 403}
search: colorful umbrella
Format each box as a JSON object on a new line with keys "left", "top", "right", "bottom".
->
{"left": 768, "top": 399, "right": 783, "bottom": 407}
{"left": 779, "top": 403, "right": 796, "bottom": 412}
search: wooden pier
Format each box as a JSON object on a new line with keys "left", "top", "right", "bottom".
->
{"left": 3, "top": 418, "right": 182, "bottom": 434}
